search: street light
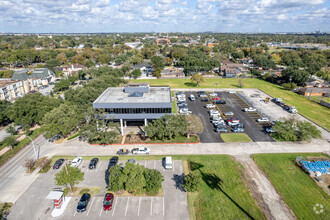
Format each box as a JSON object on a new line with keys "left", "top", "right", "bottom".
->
{"left": 26, "top": 136, "right": 38, "bottom": 160}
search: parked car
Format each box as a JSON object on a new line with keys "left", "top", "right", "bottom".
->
{"left": 177, "top": 101, "right": 186, "bottom": 107}
{"left": 49, "top": 82, "right": 55, "bottom": 85}
{"left": 232, "top": 127, "right": 244, "bottom": 133}
{"left": 265, "top": 127, "right": 276, "bottom": 133}
{"left": 257, "top": 118, "right": 269, "bottom": 122}
{"left": 108, "top": 156, "right": 119, "bottom": 169}
{"left": 215, "top": 125, "right": 228, "bottom": 133}
{"left": 198, "top": 91, "right": 206, "bottom": 95}
{"left": 70, "top": 157, "right": 82, "bottom": 167}
{"left": 243, "top": 107, "right": 256, "bottom": 112}
{"left": 199, "top": 94, "right": 208, "bottom": 98}
{"left": 77, "top": 193, "right": 91, "bottom": 212}
{"left": 53, "top": 158, "right": 64, "bottom": 169}
{"left": 128, "top": 159, "right": 136, "bottom": 164}
{"left": 209, "top": 92, "right": 217, "bottom": 96}
{"left": 228, "top": 90, "right": 236, "bottom": 94}
{"left": 189, "top": 94, "right": 195, "bottom": 101}
{"left": 214, "top": 121, "right": 226, "bottom": 127}
{"left": 224, "top": 111, "right": 234, "bottom": 116}
{"left": 103, "top": 193, "right": 114, "bottom": 211}
{"left": 132, "top": 147, "right": 150, "bottom": 155}
{"left": 206, "top": 104, "right": 216, "bottom": 108}
{"left": 89, "top": 158, "right": 99, "bottom": 169}
{"left": 117, "top": 148, "right": 130, "bottom": 155}
{"left": 228, "top": 121, "right": 240, "bottom": 126}
{"left": 200, "top": 98, "right": 209, "bottom": 102}
{"left": 232, "top": 123, "right": 244, "bottom": 128}
{"left": 214, "top": 100, "right": 226, "bottom": 104}
{"left": 210, "top": 112, "right": 221, "bottom": 117}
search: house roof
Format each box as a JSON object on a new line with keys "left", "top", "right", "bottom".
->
{"left": 133, "top": 62, "right": 153, "bottom": 69}
{"left": 30, "top": 68, "right": 54, "bottom": 80}
{"left": 11, "top": 69, "right": 29, "bottom": 81}
{"left": 0, "top": 80, "right": 20, "bottom": 88}
{"left": 299, "top": 87, "right": 330, "bottom": 94}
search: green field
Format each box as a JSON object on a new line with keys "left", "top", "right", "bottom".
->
{"left": 221, "top": 133, "right": 251, "bottom": 142}
{"left": 253, "top": 153, "right": 330, "bottom": 220}
{"left": 50, "top": 154, "right": 265, "bottom": 219}
{"left": 131, "top": 78, "right": 330, "bottom": 130}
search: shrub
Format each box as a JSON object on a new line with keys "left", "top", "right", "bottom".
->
{"left": 183, "top": 173, "right": 201, "bottom": 192}
{"left": 23, "top": 158, "right": 36, "bottom": 172}
{"left": 80, "top": 188, "right": 90, "bottom": 195}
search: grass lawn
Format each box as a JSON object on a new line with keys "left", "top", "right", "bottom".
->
{"left": 253, "top": 153, "right": 330, "bottom": 220}
{"left": 131, "top": 78, "right": 330, "bottom": 130}
{"left": 49, "top": 154, "right": 265, "bottom": 219}
{"left": 221, "top": 133, "right": 251, "bottom": 142}
{"left": 146, "top": 135, "right": 199, "bottom": 143}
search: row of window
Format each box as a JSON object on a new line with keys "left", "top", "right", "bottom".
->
{"left": 103, "top": 108, "right": 171, "bottom": 114}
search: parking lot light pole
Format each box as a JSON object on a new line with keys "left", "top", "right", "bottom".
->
{"left": 26, "top": 136, "right": 38, "bottom": 160}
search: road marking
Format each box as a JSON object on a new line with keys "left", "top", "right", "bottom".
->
{"left": 112, "top": 197, "right": 118, "bottom": 216}
{"left": 150, "top": 197, "right": 153, "bottom": 216}
{"left": 163, "top": 196, "right": 165, "bottom": 216}
{"left": 96, "top": 161, "right": 102, "bottom": 172}
{"left": 99, "top": 206, "right": 103, "bottom": 216}
{"left": 138, "top": 197, "right": 141, "bottom": 216}
{"left": 86, "top": 197, "right": 95, "bottom": 216}
{"left": 125, "top": 197, "right": 130, "bottom": 216}
{"left": 74, "top": 210, "right": 77, "bottom": 216}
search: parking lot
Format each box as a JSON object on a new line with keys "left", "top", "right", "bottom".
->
{"left": 182, "top": 91, "right": 274, "bottom": 142}
{"left": 8, "top": 159, "right": 189, "bottom": 220}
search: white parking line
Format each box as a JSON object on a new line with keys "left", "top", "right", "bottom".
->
{"left": 150, "top": 197, "right": 153, "bottom": 216}
{"left": 74, "top": 210, "right": 77, "bottom": 216}
{"left": 125, "top": 197, "right": 130, "bottom": 216}
{"left": 86, "top": 197, "right": 95, "bottom": 216}
{"left": 137, "top": 197, "right": 141, "bottom": 216}
{"left": 112, "top": 197, "right": 118, "bottom": 216}
{"left": 96, "top": 161, "right": 102, "bottom": 172}
{"left": 163, "top": 197, "right": 165, "bottom": 216}
{"left": 173, "top": 160, "right": 175, "bottom": 172}
{"left": 99, "top": 206, "right": 103, "bottom": 216}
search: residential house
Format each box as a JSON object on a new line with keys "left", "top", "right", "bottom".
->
{"left": 133, "top": 62, "right": 154, "bottom": 77}
{"left": 125, "top": 42, "right": 142, "bottom": 49}
{"left": 62, "top": 64, "right": 85, "bottom": 77}
{"left": 304, "top": 78, "right": 329, "bottom": 88}
{"left": 298, "top": 87, "right": 330, "bottom": 97}
{"left": 11, "top": 69, "right": 41, "bottom": 92}
{"left": 30, "top": 68, "right": 55, "bottom": 85}
{"left": 161, "top": 68, "right": 185, "bottom": 78}
{"left": 221, "top": 62, "right": 246, "bottom": 78}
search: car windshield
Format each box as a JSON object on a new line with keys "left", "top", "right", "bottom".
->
{"left": 104, "top": 200, "right": 112, "bottom": 205}
{"left": 78, "top": 200, "right": 86, "bottom": 206}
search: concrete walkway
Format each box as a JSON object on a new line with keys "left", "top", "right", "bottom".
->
{"left": 235, "top": 155, "right": 296, "bottom": 220}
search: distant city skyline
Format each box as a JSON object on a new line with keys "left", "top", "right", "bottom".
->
{"left": 0, "top": 0, "right": 329, "bottom": 33}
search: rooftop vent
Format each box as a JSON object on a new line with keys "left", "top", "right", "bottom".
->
{"left": 128, "top": 92, "right": 144, "bottom": 97}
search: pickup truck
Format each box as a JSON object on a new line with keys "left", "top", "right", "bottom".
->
{"left": 117, "top": 148, "right": 130, "bottom": 155}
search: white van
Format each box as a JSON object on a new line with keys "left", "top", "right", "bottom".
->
{"left": 164, "top": 156, "right": 173, "bottom": 169}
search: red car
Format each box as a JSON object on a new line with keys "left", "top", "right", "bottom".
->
{"left": 227, "top": 118, "right": 240, "bottom": 123}
{"left": 103, "top": 193, "right": 114, "bottom": 211}
{"left": 212, "top": 97, "right": 220, "bottom": 101}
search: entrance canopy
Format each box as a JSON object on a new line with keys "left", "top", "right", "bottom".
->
{"left": 46, "top": 191, "right": 63, "bottom": 200}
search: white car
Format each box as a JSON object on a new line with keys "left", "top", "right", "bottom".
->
{"left": 209, "top": 109, "right": 219, "bottom": 114}
{"left": 209, "top": 92, "right": 217, "bottom": 96}
{"left": 212, "top": 119, "right": 224, "bottom": 124}
{"left": 179, "top": 109, "right": 192, "bottom": 114}
{"left": 210, "top": 112, "right": 221, "bottom": 117}
{"left": 224, "top": 111, "right": 234, "bottom": 116}
{"left": 228, "top": 121, "right": 240, "bottom": 126}
{"left": 228, "top": 90, "right": 236, "bottom": 94}
{"left": 206, "top": 104, "right": 216, "bottom": 108}
{"left": 189, "top": 94, "right": 195, "bottom": 101}
{"left": 70, "top": 157, "right": 82, "bottom": 167}
{"left": 199, "top": 94, "right": 208, "bottom": 98}
{"left": 257, "top": 118, "right": 269, "bottom": 122}
{"left": 132, "top": 147, "right": 150, "bottom": 155}
{"left": 244, "top": 107, "right": 256, "bottom": 112}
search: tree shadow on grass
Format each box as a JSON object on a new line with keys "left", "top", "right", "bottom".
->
{"left": 184, "top": 82, "right": 198, "bottom": 87}
{"left": 190, "top": 161, "right": 255, "bottom": 220}
{"left": 230, "top": 84, "right": 241, "bottom": 88}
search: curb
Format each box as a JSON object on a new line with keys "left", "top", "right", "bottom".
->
{"left": 90, "top": 138, "right": 201, "bottom": 146}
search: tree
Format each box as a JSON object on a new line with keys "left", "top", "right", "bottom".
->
{"left": 8, "top": 93, "right": 60, "bottom": 127}
{"left": 6, "top": 125, "right": 17, "bottom": 135}
{"left": 282, "top": 82, "right": 297, "bottom": 91}
{"left": 23, "top": 158, "right": 36, "bottom": 172}
{"left": 144, "top": 168, "right": 164, "bottom": 194}
{"left": 42, "top": 103, "right": 84, "bottom": 139}
{"left": 238, "top": 78, "right": 244, "bottom": 88}
{"left": 296, "top": 121, "right": 321, "bottom": 141}
{"left": 183, "top": 173, "right": 201, "bottom": 192}
{"left": 53, "top": 79, "right": 71, "bottom": 92}
{"left": 131, "top": 69, "right": 141, "bottom": 79}
{"left": 2, "top": 135, "right": 17, "bottom": 151}
{"left": 45, "top": 59, "right": 62, "bottom": 71}
{"left": 55, "top": 164, "right": 84, "bottom": 192}
{"left": 282, "top": 67, "right": 309, "bottom": 85}
{"left": 84, "top": 59, "right": 95, "bottom": 68}
{"left": 108, "top": 165, "right": 126, "bottom": 192}
{"left": 190, "top": 74, "right": 204, "bottom": 87}
{"left": 0, "top": 100, "right": 12, "bottom": 125}
{"left": 123, "top": 162, "right": 146, "bottom": 194}
{"left": 186, "top": 115, "right": 204, "bottom": 138}
{"left": 151, "top": 56, "right": 164, "bottom": 77}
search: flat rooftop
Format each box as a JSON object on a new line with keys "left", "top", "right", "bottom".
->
{"left": 94, "top": 86, "right": 171, "bottom": 104}
{"left": 0, "top": 80, "right": 19, "bottom": 88}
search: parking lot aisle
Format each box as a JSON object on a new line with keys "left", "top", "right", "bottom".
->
{"left": 139, "top": 197, "right": 151, "bottom": 217}
{"left": 86, "top": 197, "right": 95, "bottom": 216}
{"left": 150, "top": 197, "right": 153, "bottom": 216}
{"left": 126, "top": 197, "right": 140, "bottom": 216}
{"left": 152, "top": 197, "right": 164, "bottom": 216}
{"left": 172, "top": 160, "right": 175, "bottom": 172}
{"left": 96, "top": 161, "right": 102, "bottom": 172}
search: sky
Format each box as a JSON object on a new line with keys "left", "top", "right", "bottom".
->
{"left": 0, "top": 0, "right": 329, "bottom": 33}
